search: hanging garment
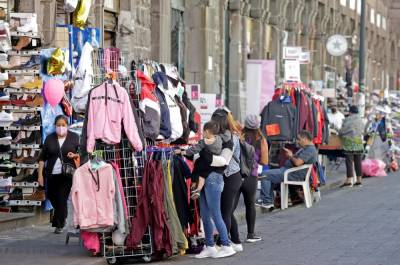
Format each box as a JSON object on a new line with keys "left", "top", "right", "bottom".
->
{"left": 86, "top": 81, "right": 143, "bottom": 152}
{"left": 172, "top": 156, "right": 192, "bottom": 229}
{"left": 137, "top": 70, "right": 160, "bottom": 140}
{"left": 162, "top": 158, "right": 188, "bottom": 253}
{"left": 71, "top": 162, "right": 115, "bottom": 229}
{"left": 171, "top": 95, "right": 189, "bottom": 144}
{"left": 80, "top": 231, "right": 100, "bottom": 254}
{"left": 260, "top": 99, "right": 296, "bottom": 141}
{"left": 182, "top": 90, "right": 198, "bottom": 133}
{"left": 71, "top": 42, "right": 94, "bottom": 113}
{"left": 126, "top": 160, "right": 173, "bottom": 256}
{"left": 110, "top": 162, "right": 128, "bottom": 239}
{"left": 153, "top": 72, "right": 172, "bottom": 139}
{"left": 297, "top": 92, "right": 314, "bottom": 134}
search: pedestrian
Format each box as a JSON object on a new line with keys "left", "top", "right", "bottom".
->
{"left": 38, "top": 115, "right": 80, "bottom": 234}
{"left": 327, "top": 106, "right": 345, "bottom": 131}
{"left": 258, "top": 130, "right": 318, "bottom": 205}
{"left": 339, "top": 105, "right": 364, "bottom": 186}
{"left": 199, "top": 107, "right": 243, "bottom": 252}
{"left": 233, "top": 114, "right": 268, "bottom": 243}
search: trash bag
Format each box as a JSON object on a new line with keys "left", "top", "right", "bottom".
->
{"left": 362, "top": 159, "right": 387, "bottom": 177}
{"left": 47, "top": 48, "right": 66, "bottom": 75}
{"left": 73, "top": 0, "right": 92, "bottom": 29}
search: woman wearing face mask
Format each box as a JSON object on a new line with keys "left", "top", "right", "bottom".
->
{"left": 38, "top": 115, "right": 80, "bottom": 234}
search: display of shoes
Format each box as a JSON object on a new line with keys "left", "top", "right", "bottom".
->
{"left": 0, "top": 177, "right": 12, "bottom": 187}
{"left": 0, "top": 72, "right": 9, "bottom": 81}
{"left": 11, "top": 168, "right": 28, "bottom": 182}
{"left": 0, "top": 91, "right": 10, "bottom": 101}
{"left": 9, "top": 77, "right": 30, "bottom": 88}
{"left": 0, "top": 144, "right": 10, "bottom": 153}
{"left": 9, "top": 187, "right": 23, "bottom": 200}
{"left": 12, "top": 36, "right": 32, "bottom": 51}
{"left": 25, "top": 95, "right": 43, "bottom": 107}
{"left": 11, "top": 36, "right": 41, "bottom": 51}
{"left": 11, "top": 114, "right": 40, "bottom": 126}
{"left": 0, "top": 111, "right": 14, "bottom": 125}
{"left": 22, "top": 77, "right": 41, "bottom": 89}
{"left": 16, "top": 131, "right": 41, "bottom": 144}
{"left": 21, "top": 152, "right": 39, "bottom": 164}
{"left": 17, "top": 15, "right": 38, "bottom": 34}
{"left": 24, "top": 188, "right": 45, "bottom": 201}
{"left": 20, "top": 55, "right": 40, "bottom": 70}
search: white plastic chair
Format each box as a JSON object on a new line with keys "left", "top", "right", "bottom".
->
{"left": 280, "top": 164, "right": 313, "bottom": 210}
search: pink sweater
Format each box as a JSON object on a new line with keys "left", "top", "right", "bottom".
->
{"left": 71, "top": 162, "right": 115, "bottom": 229}
{"left": 86, "top": 81, "right": 143, "bottom": 152}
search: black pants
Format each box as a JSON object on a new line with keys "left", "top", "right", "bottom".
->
{"left": 345, "top": 153, "right": 362, "bottom": 178}
{"left": 221, "top": 172, "right": 242, "bottom": 244}
{"left": 47, "top": 174, "right": 72, "bottom": 228}
{"left": 232, "top": 175, "right": 258, "bottom": 237}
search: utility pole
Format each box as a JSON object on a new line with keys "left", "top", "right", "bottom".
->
{"left": 359, "top": 0, "right": 366, "bottom": 93}
{"left": 358, "top": 0, "right": 366, "bottom": 117}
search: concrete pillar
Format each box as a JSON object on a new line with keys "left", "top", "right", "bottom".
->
{"left": 249, "top": 0, "right": 269, "bottom": 59}
{"left": 151, "top": 0, "right": 171, "bottom": 63}
{"left": 301, "top": 0, "right": 318, "bottom": 83}
{"left": 312, "top": 3, "right": 330, "bottom": 81}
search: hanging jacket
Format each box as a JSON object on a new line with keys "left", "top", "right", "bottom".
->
{"left": 182, "top": 90, "right": 199, "bottom": 133}
{"left": 86, "top": 81, "right": 143, "bottom": 153}
{"left": 137, "top": 70, "right": 161, "bottom": 140}
{"left": 153, "top": 72, "right": 172, "bottom": 139}
{"left": 172, "top": 156, "right": 192, "bottom": 229}
{"left": 71, "top": 162, "right": 115, "bottom": 230}
{"left": 260, "top": 99, "right": 296, "bottom": 141}
{"left": 171, "top": 95, "right": 189, "bottom": 144}
{"left": 159, "top": 80, "right": 183, "bottom": 140}
{"left": 297, "top": 91, "right": 314, "bottom": 134}
{"left": 126, "top": 160, "right": 173, "bottom": 256}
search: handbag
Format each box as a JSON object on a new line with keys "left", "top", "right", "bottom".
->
{"left": 59, "top": 145, "right": 78, "bottom": 179}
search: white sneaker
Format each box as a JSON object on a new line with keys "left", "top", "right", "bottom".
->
{"left": 0, "top": 111, "right": 13, "bottom": 122}
{"left": 231, "top": 243, "right": 243, "bottom": 252}
{"left": 0, "top": 72, "right": 8, "bottom": 81}
{"left": 194, "top": 246, "right": 218, "bottom": 259}
{"left": 213, "top": 245, "right": 236, "bottom": 258}
{"left": 17, "top": 16, "right": 38, "bottom": 34}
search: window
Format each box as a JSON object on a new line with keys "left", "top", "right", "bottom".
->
{"left": 340, "top": 0, "right": 347, "bottom": 6}
{"left": 370, "top": 8, "right": 375, "bottom": 24}
{"left": 349, "top": 0, "right": 356, "bottom": 10}
{"left": 382, "top": 17, "right": 387, "bottom": 30}
{"left": 377, "top": 13, "right": 381, "bottom": 28}
{"left": 171, "top": 8, "right": 185, "bottom": 77}
{"left": 357, "top": 0, "right": 361, "bottom": 15}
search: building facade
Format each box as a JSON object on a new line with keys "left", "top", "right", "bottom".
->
{"left": 17, "top": 0, "right": 400, "bottom": 119}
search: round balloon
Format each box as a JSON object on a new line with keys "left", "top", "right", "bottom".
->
{"left": 44, "top": 79, "right": 65, "bottom": 107}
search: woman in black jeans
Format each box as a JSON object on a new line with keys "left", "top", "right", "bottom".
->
{"left": 38, "top": 115, "right": 80, "bottom": 234}
{"left": 200, "top": 108, "right": 243, "bottom": 252}
{"left": 232, "top": 114, "right": 268, "bottom": 242}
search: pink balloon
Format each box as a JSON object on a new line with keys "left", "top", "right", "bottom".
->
{"left": 44, "top": 79, "right": 65, "bottom": 107}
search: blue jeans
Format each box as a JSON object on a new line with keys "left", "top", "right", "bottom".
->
{"left": 259, "top": 167, "right": 286, "bottom": 204}
{"left": 199, "top": 172, "right": 230, "bottom": 247}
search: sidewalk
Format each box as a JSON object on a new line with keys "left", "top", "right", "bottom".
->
{"left": 0, "top": 162, "right": 347, "bottom": 265}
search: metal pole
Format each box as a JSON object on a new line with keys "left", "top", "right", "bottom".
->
{"left": 359, "top": 0, "right": 366, "bottom": 93}
{"left": 224, "top": 7, "right": 230, "bottom": 106}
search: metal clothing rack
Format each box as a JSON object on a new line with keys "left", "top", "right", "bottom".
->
{"left": 87, "top": 49, "right": 153, "bottom": 264}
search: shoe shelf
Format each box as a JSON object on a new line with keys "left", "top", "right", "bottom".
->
{"left": 7, "top": 50, "right": 41, "bottom": 56}
{"left": 5, "top": 69, "right": 40, "bottom": 75}
{"left": 10, "top": 32, "right": 40, "bottom": 38}
{"left": 10, "top": 13, "right": 37, "bottom": 19}
{"left": 7, "top": 200, "right": 41, "bottom": 206}
{"left": 0, "top": 162, "right": 39, "bottom": 169}
{"left": 3, "top": 105, "right": 42, "bottom": 112}
{"left": 4, "top": 88, "right": 41, "bottom": 94}
{"left": 12, "top": 182, "right": 39, "bottom": 187}
{"left": 11, "top": 144, "right": 40, "bottom": 149}
{"left": 3, "top": 125, "right": 40, "bottom": 131}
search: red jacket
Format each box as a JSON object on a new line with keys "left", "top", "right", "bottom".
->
{"left": 126, "top": 160, "right": 173, "bottom": 256}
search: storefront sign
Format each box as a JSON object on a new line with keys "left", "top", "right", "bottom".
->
{"left": 284, "top": 60, "right": 301, "bottom": 82}
{"left": 299, "top": 51, "right": 310, "bottom": 64}
{"left": 283, "top": 46, "right": 302, "bottom": 60}
{"left": 186, "top": 84, "right": 200, "bottom": 101}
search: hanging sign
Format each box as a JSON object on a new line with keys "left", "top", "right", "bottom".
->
{"left": 283, "top": 46, "right": 302, "bottom": 60}
{"left": 284, "top": 60, "right": 301, "bottom": 82}
{"left": 299, "top": 51, "right": 310, "bottom": 64}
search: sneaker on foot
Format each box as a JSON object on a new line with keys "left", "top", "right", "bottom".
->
{"left": 231, "top": 243, "right": 243, "bottom": 252}
{"left": 194, "top": 246, "right": 218, "bottom": 259}
{"left": 246, "top": 234, "right": 262, "bottom": 243}
{"left": 213, "top": 245, "right": 236, "bottom": 258}
{"left": 255, "top": 202, "right": 274, "bottom": 209}
{"left": 54, "top": 227, "right": 63, "bottom": 234}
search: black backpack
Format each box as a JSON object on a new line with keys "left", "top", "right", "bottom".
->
{"left": 233, "top": 139, "right": 256, "bottom": 178}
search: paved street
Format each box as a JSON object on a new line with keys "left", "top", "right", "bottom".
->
{"left": 1, "top": 171, "right": 400, "bottom": 265}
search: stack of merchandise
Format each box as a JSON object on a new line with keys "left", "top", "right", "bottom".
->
{"left": 0, "top": 13, "right": 44, "bottom": 210}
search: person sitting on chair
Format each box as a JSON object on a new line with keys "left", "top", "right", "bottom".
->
{"left": 257, "top": 130, "right": 317, "bottom": 209}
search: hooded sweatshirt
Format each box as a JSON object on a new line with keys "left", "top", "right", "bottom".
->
{"left": 86, "top": 81, "right": 143, "bottom": 152}
{"left": 153, "top": 72, "right": 172, "bottom": 139}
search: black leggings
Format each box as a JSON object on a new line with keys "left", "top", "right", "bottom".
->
{"left": 345, "top": 153, "right": 362, "bottom": 178}
{"left": 221, "top": 172, "right": 243, "bottom": 244}
{"left": 47, "top": 175, "right": 72, "bottom": 228}
{"left": 232, "top": 175, "right": 258, "bottom": 237}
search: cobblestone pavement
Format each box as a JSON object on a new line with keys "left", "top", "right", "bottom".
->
{"left": 1, "top": 171, "right": 399, "bottom": 265}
